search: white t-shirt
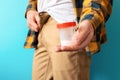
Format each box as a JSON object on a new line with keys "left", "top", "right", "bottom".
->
{"left": 37, "top": 0, "right": 76, "bottom": 23}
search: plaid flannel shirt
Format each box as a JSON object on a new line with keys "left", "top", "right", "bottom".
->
{"left": 24, "top": 0, "right": 113, "bottom": 55}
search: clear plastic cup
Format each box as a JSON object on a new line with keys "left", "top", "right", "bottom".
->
{"left": 57, "top": 22, "right": 76, "bottom": 46}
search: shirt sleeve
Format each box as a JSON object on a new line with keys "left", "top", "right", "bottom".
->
{"left": 80, "top": 0, "right": 113, "bottom": 31}
{"left": 25, "top": 0, "right": 37, "bottom": 18}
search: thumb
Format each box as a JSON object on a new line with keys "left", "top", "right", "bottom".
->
{"left": 55, "top": 45, "right": 61, "bottom": 52}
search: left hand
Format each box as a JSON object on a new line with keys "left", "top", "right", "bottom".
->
{"left": 55, "top": 20, "right": 94, "bottom": 52}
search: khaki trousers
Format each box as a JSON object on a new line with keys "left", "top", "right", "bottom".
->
{"left": 32, "top": 12, "right": 91, "bottom": 80}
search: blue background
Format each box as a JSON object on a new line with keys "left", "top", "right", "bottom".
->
{"left": 0, "top": 0, "right": 120, "bottom": 80}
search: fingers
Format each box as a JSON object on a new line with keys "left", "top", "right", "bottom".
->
{"left": 55, "top": 31, "right": 93, "bottom": 52}
{"left": 55, "top": 45, "right": 62, "bottom": 52}
{"left": 61, "top": 45, "right": 78, "bottom": 51}
{"left": 26, "top": 10, "right": 40, "bottom": 32}
{"left": 35, "top": 14, "right": 40, "bottom": 28}
{"left": 27, "top": 19, "right": 39, "bottom": 32}
{"left": 55, "top": 44, "right": 85, "bottom": 52}
{"left": 55, "top": 42, "right": 80, "bottom": 52}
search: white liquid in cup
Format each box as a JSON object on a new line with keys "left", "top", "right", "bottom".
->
{"left": 57, "top": 22, "right": 76, "bottom": 46}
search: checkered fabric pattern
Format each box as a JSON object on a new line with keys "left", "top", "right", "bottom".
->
{"left": 24, "top": 0, "right": 113, "bottom": 54}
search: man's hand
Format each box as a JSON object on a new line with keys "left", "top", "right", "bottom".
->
{"left": 26, "top": 10, "right": 40, "bottom": 32}
{"left": 55, "top": 20, "right": 94, "bottom": 52}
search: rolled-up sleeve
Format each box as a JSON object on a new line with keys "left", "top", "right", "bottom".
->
{"left": 25, "top": 0, "right": 37, "bottom": 18}
{"left": 80, "top": 0, "right": 113, "bottom": 31}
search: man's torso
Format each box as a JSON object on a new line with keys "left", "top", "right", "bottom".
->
{"left": 37, "top": 0, "right": 76, "bottom": 23}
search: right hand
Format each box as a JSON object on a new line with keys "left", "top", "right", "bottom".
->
{"left": 26, "top": 10, "right": 40, "bottom": 32}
